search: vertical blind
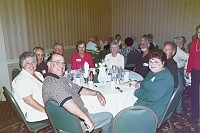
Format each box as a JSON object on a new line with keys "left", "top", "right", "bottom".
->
{"left": 111, "top": 0, "right": 200, "bottom": 46}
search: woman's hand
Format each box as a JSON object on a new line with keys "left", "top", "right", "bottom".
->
{"left": 135, "top": 82, "right": 141, "bottom": 89}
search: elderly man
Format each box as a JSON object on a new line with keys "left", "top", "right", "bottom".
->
{"left": 163, "top": 41, "right": 179, "bottom": 88}
{"left": 42, "top": 54, "right": 113, "bottom": 133}
{"left": 86, "top": 36, "right": 100, "bottom": 52}
{"left": 53, "top": 42, "right": 64, "bottom": 55}
{"left": 33, "top": 47, "right": 48, "bottom": 76}
{"left": 173, "top": 36, "right": 189, "bottom": 85}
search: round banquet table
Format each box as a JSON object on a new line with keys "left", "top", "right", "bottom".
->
{"left": 80, "top": 71, "right": 143, "bottom": 116}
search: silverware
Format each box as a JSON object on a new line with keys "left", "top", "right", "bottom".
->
{"left": 115, "top": 87, "right": 123, "bottom": 92}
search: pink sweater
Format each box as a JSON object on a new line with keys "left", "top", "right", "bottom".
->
{"left": 186, "top": 39, "right": 200, "bottom": 72}
{"left": 71, "top": 52, "right": 94, "bottom": 70}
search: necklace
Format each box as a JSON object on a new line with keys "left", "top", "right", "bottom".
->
{"left": 196, "top": 40, "right": 200, "bottom": 52}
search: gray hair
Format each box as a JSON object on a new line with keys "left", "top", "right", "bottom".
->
{"left": 33, "top": 47, "right": 45, "bottom": 54}
{"left": 163, "top": 41, "right": 177, "bottom": 54}
{"left": 173, "top": 36, "right": 184, "bottom": 46}
{"left": 140, "top": 36, "right": 150, "bottom": 47}
{"left": 19, "top": 51, "right": 37, "bottom": 69}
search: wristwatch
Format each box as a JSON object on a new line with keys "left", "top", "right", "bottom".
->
{"left": 96, "top": 91, "right": 100, "bottom": 96}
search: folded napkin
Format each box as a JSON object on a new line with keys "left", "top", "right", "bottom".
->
{"left": 84, "top": 62, "right": 89, "bottom": 78}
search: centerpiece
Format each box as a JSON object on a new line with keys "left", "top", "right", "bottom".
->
{"left": 95, "top": 61, "right": 107, "bottom": 83}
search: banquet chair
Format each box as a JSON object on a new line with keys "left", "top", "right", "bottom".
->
{"left": 175, "top": 71, "right": 184, "bottom": 114}
{"left": 112, "top": 106, "right": 158, "bottom": 133}
{"left": 157, "top": 84, "right": 185, "bottom": 131}
{"left": 2, "top": 86, "right": 52, "bottom": 133}
{"left": 125, "top": 49, "right": 140, "bottom": 70}
{"left": 12, "top": 68, "right": 21, "bottom": 81}
{"left": 45, "top": 100, "right": 102, "bottom": 133}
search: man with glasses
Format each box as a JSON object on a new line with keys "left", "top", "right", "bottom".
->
{"left": 42, "top": 54, "right": 113, "bottom": 133}
{"left": 163, "top": 41, "right": 178, "bottom": 88}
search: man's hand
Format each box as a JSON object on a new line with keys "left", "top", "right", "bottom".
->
{"left": 96, "top": 91, "right": 106, "bottom": 106}
{"left": 84, "top": 117, "right": 94, "bottom": 132}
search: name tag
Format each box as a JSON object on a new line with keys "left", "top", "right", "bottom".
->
{"left": 42, "top": 70, "right": 46, "bottom": 74}
{"left": 143, "top": 63, "right": 149, "bottom": 67}
{"left": 151, "top": 77, "right": 155, "bottom": 82}
{"left": 76, "top": 59, "right": 81, "bottom": 62}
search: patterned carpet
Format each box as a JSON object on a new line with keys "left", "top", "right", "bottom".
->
{"left": 157, "top": 86, "right": 200, "bottom": 133}
{"left": 0, "top": 86, "right": 199, "bottom": 133}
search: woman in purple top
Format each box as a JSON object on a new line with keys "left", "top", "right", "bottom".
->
{"left": 71, "top": 41, "right": 94, "bottom": 70}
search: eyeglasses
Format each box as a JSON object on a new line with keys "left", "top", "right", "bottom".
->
{"left": 51, "top": 60, "right": 66, "bottom": 66}
{"left": 149, "top": 60, "right": 162, "bottom": 65}
{"left": 163, "top": 48, "right": 172, "bottom": 52}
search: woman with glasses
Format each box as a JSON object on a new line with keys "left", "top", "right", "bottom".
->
{"left": 134, "top": 49, "right": 174, "bottom": 123}
{"left": 12, "top": 51, "right": 48, "bottom": 123}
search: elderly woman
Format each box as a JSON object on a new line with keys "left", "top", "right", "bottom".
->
{"left": 134, "top": 35, "right": 151, "bottom": 78}
{"left": 186, "top": 24, "right": 200, "bottom": 119}
{"left": 33, "top": 47, "right": 48, "bottom": 76}
{"left": 134, "top": 50, "right": 174, "bottom": 123}
{"left": 104, "top": 42, "right": 124, "bottom": 68}
{"left": 12, "top": 51, "right": 48, "bottom": 122}
{"left": 71, "top": 41, "right": 94, "bottom": 70}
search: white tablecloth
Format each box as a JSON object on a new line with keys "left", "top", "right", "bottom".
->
{"left": 81, "top": 71, "right": 143, "bottom": 117}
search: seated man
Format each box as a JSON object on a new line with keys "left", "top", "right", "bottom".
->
{"left": 53, "top": 42, "right": 64, "bottom": 55}
{"left": 99, "top": 36, "right": 108, "bottom": 50}
{"left": 43, "top": 54, "right": 113, "bottom": 133}
{"left": 173, "top": 36, "right": 189, "bottom": 85}
{"left": 33, "top": 47, "right": 48, "bottom": 76}
{"left": 86, "top": 36, "right": 100, "bottom": 52}
{"left": 163, "top": 41, "right": 179, "bottom": 88}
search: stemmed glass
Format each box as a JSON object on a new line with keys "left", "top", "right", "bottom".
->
{"left": 99, "top": 76, "right": 106, "bottom": 88}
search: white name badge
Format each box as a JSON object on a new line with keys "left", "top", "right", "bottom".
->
{"left": 151, "top": 77, "right": 155, "bottom": 82}
{"left": 143, "top": 63, "right": 149, "bottom": 67}
{"left": 76, "top": 59, "right": 81, "bottom": 62}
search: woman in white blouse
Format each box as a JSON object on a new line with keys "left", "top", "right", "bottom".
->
{"left": 104, "top": 42, "right": 124, "bottom": 68}
{"left": 12, "top": 51, "right": 48, "bottom": 122}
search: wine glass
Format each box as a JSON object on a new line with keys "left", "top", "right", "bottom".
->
{"left": 99, "top": 76, "right": 106, "bottom": 88}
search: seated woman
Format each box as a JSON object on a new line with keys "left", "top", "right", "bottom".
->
{"left": 134, "top": 50, "right": 174, "bottom": 123}
{"left": 33, "top": 47, "right": 48, "bottom": 76}
{"left": 12, "top": 51, "right": 48, "bottom": 122}
{"left": 71, "top": 41, "right": 94, "bottom": 70}
{"left": 104, "top": 42, "right": 124, "bottom": 68}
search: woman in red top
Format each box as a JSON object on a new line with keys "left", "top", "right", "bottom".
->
{"left": 186, "top": 25, "right": 200, "bottom": 119}
{"left": 71, "top": 41, "right": 94, "bottom": 70}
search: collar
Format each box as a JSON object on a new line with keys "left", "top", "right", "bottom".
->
{"left": 44, "top": 72, "right": 60, "bottom": 79}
